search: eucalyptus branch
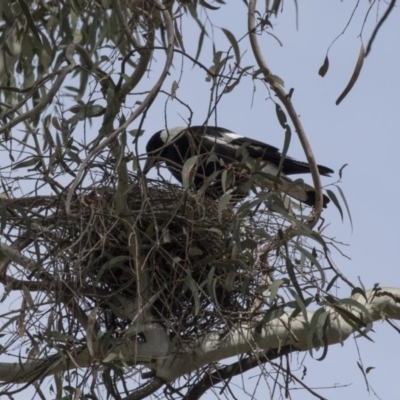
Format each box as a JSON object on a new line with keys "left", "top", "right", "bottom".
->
{"left": 153, "top": 287, "right": 400, "bottom": 382}
{"left": 114, "top": 0, "right": 142, "bottom": 50}
{"left": 185, "top": 346, "right": 293, "bottom": 400}
{"left": 122, "top": 377, "right": 165, "bottom": 400}
{"left": 0, "top": 240, "right": 91, "bottom": 332}
{"left": 0, "top": 72, "right": 59, "bottom": 120}
{"left": 114, "top": 0, "right": 156, "bottom": 97}
{"left": 120, "top": 29, "right": 155, "bottom": 98}
{"left": 248, "top": 0, "right": 323, "bottom": 225}
{"left": 66, "top": 0, "right": 175, "bottom": 214}
{"left": 0, "top": 241, "right": 38, "bottom": 272}
{"left": 0, "top": 235, "right": 32, "bottom": 272}
{"left": 0, "top": 323, "right": 170, "bottom": 384}
{"left": 0, "top": 44, "right": 77, "bottom": 135}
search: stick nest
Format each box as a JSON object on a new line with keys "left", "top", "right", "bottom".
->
{"left": 5, "top": 178, "right": 274, "bottom": 338}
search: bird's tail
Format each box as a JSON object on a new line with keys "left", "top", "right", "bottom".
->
{"left": 278, "top": 177, "right": 330, "bottom": 208}
{"left": 234, "top": 173, "right": 330, "bottom": 208}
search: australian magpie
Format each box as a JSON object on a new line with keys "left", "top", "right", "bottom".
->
{"left": 143, "top": 126, "right": 333, "bottom": 207}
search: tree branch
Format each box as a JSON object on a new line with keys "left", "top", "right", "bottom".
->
{"left": 185, "top": 346, "right": 293, "bottom": 400}
{"left": 66, "top": 0, "right": 175, "bottom": 214}
{"left": 0, "top": 43, "right": 77, "bottom": 135}
{"left": 153, "top": 287, "right": 400, "bottom": 382}
{"left": 0, "top": 287, "right": 398, "bottom": 389}
{"left": 248, "top": 0, "right": 324, "bottom": 225}
{"left": 122, "top": 377, "right": 166, "bottom": 400}
{"left": 0, "top": 322, "right": 170, "bottom": 383}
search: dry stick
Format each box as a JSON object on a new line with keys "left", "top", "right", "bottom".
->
{"left": 122, "top": 377, "right": 166, "bottom": 400}
{"left": 185, "top": 346, "right": 294, "bottom": 400}
{"left": 248, "top": 0, "right": 323, "bottom": 227}
{"left": 66, "top": 0, "right": 175, "bottom": 215}
{"left": 0, "top": 241, "right": 39, "bottom": 273}
{"left": 0, "top": 240, "right": 92, "bottom": 331}
{"left": 365, "top": 0, "right": 396, "bottom": 57}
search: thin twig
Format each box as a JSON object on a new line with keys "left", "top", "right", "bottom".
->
{"left": 66, "top": 1, "right": 175, "bottom": 214}
{"left": 365, "top": 0, "right": 396, "bottom": 57}
{"left": 248, "top": 0, "right": 323, "bottom": 226}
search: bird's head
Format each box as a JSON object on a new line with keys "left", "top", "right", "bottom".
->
{"left": 143, "top": 130, "right": 164, "bottom": 174}
{"left": 143, "top": 127, "right": 187, "bottom": 174}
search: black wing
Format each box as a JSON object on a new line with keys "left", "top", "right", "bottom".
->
{"left": 187, "top": 126, "right": 333, "bottom": 176}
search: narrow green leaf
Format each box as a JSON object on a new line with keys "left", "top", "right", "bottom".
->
{"left": 326, "top": 274, "right": 339, "bottom": 292}
{"left": 195, "top": 27, "right": 206, "bottom": 64}
{"left": 174, "top": 20, "right": 185, "bottom": 51}
{"left": 18, "top": 0, "right": 42, "bottom": 44}
{"left": 221, "top": 169, "right": 228, "bottom": 193}
{"left": 256, "top": 308, "right": 285, "bottom": 329}
{"left": 95, "top": 256, "right": 130, "bottom": 285}
{"left": 326, "top": 189, "right": 343, "bottom": 222}
{"left": 337, "top": 298, "right": 372, "bottom": 322}
{"left": 336, "top": 44, "right": 365, "bottom": 105}
{"left": 287, "top": 290, "right": 312, "bottom": 321}
{"left": 218, "top": 193, "right": 232, "bottom": 222}
{"left": 207, "top": 266, "right": 216, "bottom": 301}
{"left": 278, "top": 124, "right": 291, "bottom": 172}
{"left": 307, "top": 307, "right": 328, "bottom": 356}
{"left": 0, "top": 316, "right": 18, "bottom": 331}
{"left": 268, "top": 279, "right": 285, "bottom": 305}
{"left": 199, "top": 0, "right": 220, "bottom": 10}
{"left": 275, "top": 103, "right": 287, "bottom": 128}
{"left": 286, "top": 258, "right": 305, "bottom": 304}
{"left": 10, "top": 204, "right": 31, "bottom": 235}
{"left": 86, "top": 104, "right": 105, "bottom": 118}
{"left": 103, "top": 353, "right": 117, "bottom": 363}
{"left": 270, "top": 0, "right": 282, "bottom": 14}
{"left": 185, "top": 275, "right": 200, "bottom": 315}
{"left": 128, "top": 129, "right": 144, "bottom": 137}
{"left": 338, "top": 163, "right": 348, "bottom": 180}
{"left": 333, "top": 303, "right": 374, "bottom": 342}
{"left": 335, "top": 184, "right": 353, "bottom": 230}
{"left": 221, "top": 28, "right": 240, "bottom": 65}
{"left": 181, "top": 155, "right": 198, "bottom": 190}
{"left": 351, "top": 287, "right": 367, "bottom": 301}
{"left": 196, "top": 170, "right": 220, "bottom": 197}
{"left": 295, "top": 244, "right": 325, "bottom": 288}
{"left": 189, "top": 247, "right": 203, "bottom": 256}
{"left": 11, "top": 157, "right": 39, "bottom": 170}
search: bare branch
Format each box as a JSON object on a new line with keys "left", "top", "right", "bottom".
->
{"left": 248, "top": 0, "right": 324, "bottom": 225}
{"left": 185, "top": 346, "right": 293, "bottom": 400}
{"left": 365, "top": 0, "right": 396, "bottom": 57}
{"left": 152, "top": 287, "right": 400, "bottom": 382}
{"left": 122, "top": 377, "right": 166, "bottom": 400}
{"left": 66, "top": 0, "right": 175, "bottom": 214}
{"left": 0, "top": 322, "right": 170, "bottom": 383}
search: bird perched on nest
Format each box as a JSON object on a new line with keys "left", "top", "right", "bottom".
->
{"left": 143, "top": 126, "right": 333, "bottom": 208}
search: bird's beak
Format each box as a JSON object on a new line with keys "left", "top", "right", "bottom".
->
{"left": 143, "top": 156, "right": 157, "bottom": 175}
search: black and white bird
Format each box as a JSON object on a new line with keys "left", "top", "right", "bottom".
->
{"left": 143, "top": 126, "right": 333, "bottom": 207}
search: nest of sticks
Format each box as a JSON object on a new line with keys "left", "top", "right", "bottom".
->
{"left": 5, "top": 176, "right": 277, "bottom": 338}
